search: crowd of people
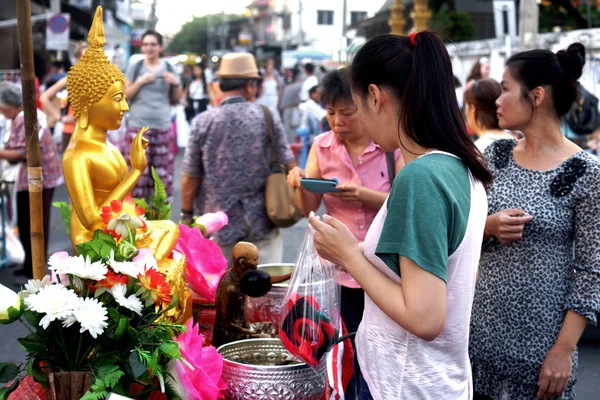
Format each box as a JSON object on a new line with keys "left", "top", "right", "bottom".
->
{"left": 0, "top": 26, "right": 598, "bottom": 400}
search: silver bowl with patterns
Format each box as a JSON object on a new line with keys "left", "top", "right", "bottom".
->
{"left": 217, "top": 338, "right": 326, "bottom": 400}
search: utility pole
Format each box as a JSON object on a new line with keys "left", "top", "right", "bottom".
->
{"left": 519, "top": 0, "right": 538, "bottom": 50}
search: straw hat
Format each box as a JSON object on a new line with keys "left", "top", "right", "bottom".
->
{"left": 217, "top": 53, "right": 260, "bottom": 79}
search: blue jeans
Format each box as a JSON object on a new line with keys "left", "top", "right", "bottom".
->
{"left": 358, "top": 374, "right": 374, "bottom": 400}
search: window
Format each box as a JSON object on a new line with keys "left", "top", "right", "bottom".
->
{"left": 317, "top": 10, "right": 334, "bottom": 25}
{"left": 350, "top": 11, "right": 367, "bottom": 25}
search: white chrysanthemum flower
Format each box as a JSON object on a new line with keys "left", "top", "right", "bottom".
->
{"left": 24, "top": 285, "right": 78, "bottom": 329}
{"left": 21, "top": 275, "right": 52, "bottom": 299}
{"left": 50, "top": 255, "right": 108, "bottom": 281}
{"left": 108, "top": 250, "right": 141, "bottom": 278}
{"left": 110, "top": 284, "right": 143, "bottom": 316}
{"left": 63, "top": 297, "right": 108, "bottom": 339}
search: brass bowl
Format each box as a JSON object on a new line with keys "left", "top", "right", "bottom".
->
{"left": 218, "top": 338, "right": 326, "bottom": 400}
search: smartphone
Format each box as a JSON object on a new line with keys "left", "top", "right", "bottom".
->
{"left": 300, "top": 178, "right": 341, "bottom": 193}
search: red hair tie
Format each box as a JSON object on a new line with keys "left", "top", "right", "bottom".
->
{"left": 409, "top": 32, "right": 418, "bottom": 46}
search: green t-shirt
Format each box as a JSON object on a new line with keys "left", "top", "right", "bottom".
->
{"left": 375, "top": 153, "right": 471, "bottom": 283}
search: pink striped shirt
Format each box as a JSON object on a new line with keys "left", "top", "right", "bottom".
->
{"left": 314, "top": 131, "right": 400, "bottom": 288}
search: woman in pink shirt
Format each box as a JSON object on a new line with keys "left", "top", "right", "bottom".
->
{"left": 287, "top": 67, "right": 403, "bottom": 398}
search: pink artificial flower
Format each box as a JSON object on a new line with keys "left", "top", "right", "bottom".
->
{"left": 48, "top": 251, "right": 70, "bottom": 285}
{"left": 175, "top": 224, "right": 227, "bottom": 303}
{"left": 195, "top": 211, "right": 228, "bottom": 236}
{"left": 133, "top": 248, "right": 159, "bottom": 272}
{"left": 174, "top": 319, "right": 226, "bottom": 400}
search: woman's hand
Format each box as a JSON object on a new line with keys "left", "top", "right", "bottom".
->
{"left": 163, "top": 72, "right": 180, "bottom": 86}
{"left": 287, "top": 167, "right": 305, "bottom": 189}
{"left": 485, "top": 208, "right": 533, "bottom": 244}
{"left": 330, "top": 182, "right": 362, "bottom": 202}
{"left": 137, "top": 72, "right": 157, "bottom": 86}
{"left": 130, "top": 127, "right": 149, "bottom": 173}
{"left": 537, "top": 344, "right": 573, "bottom": 399}
{"left": 308, "top": 212, "right": 360, "bottom": 269}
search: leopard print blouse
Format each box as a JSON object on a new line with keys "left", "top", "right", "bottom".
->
{"left": 469, "top": 139, "right": 600, "bottom": 400}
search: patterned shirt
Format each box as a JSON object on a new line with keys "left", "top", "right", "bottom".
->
{"left": 6, "top": 111, "right": 63, "bottom": 192}
{"left": 470, "top": 139, "right": 600, "bottom": 399}
{"left": 182, "top": 96, "right": 295, "bottom": 246}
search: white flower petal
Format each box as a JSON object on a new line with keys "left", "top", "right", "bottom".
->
{"left": 71, "top": 297, "right": 108, "bottom": 339}
{"left": 110, "top": 284, "right": 143, "bottom": 316}
{"left": 24, "top": 285, "right": 78, "bottom": 330}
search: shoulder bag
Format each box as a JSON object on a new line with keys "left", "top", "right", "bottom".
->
{"left": 262, "top": 105, "right": 303, "bottom": 227}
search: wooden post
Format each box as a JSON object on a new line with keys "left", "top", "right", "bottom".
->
{"left": 15, "top": 0, "right": 46, "bottom": 279}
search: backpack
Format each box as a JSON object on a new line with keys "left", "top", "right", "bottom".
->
{"left": 565, "top": 85, "right": 600, "bottom": 136}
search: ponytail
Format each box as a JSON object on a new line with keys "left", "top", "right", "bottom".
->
{"left": 351, "top": 32, "right": 493, "bottom": 187}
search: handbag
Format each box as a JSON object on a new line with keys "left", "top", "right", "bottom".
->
{"left": 262, "top": 105, "right": 302, "bottom": 228}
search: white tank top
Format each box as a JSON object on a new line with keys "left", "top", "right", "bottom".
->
{"left": 357, "top": 151, "right": 488, "bottom": 400}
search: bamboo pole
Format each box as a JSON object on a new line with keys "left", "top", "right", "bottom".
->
{"left": 15, "top": 0, "right": 45, "bottom": 280}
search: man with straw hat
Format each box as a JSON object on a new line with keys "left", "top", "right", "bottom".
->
{"left": 181, "top": 53, "right": 296, "bottom": 265}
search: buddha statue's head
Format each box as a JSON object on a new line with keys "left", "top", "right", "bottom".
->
{"left": 67, "top": 6, "right": 128, "bottom": 132}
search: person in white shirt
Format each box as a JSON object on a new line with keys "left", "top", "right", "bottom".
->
{"left": 299, "top": 84, "right": 326, "bottom": 134}
{"left": 300, "top": 63, "right": 318, "bottom": 102}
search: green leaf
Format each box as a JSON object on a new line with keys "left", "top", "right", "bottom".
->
{"left": 18, "top": 333, "right": 46, "bottom": 353}
{"left": 53, "top": 202, "right": 72, "bottom": 235}
{"left": 76, "top": 230, "right": 118, "bottom": 263}
{"left": 107, "top": 307, "right": 121, "bottom": 323}
{"left": 96, "top": 365, "right": 124, "bottom": 389}
{"left": 114, "top": 317, "right": 128, "bottom": 341}
{"left": 0, "top": 378, "right": 20, "bottom": 400}
{"left": 133, "top": 198, "right": 151, "bottom": 213}
{"left": 159, "top": 342, "right": 181, "bottom": 359}
{"left": 80, "top": 391, "right": 106, "bottom": 400}
{"left": 137, "top": 166, "right": 172, "bottom": 221}
{"left": 0, "top": 363, "right": 19, "bottom": 383}
{"left": 26, "top": 357, "right": 48, "bottom": 386}
{"left": 22, "top": 310, "right": 41, "bottom": 328}
{"left": 128, "top": 351, "right": 147, "bottom": 379}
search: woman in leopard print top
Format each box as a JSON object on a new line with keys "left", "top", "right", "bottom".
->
{"left": 469, "top": 45, "right": 600, "bottom": 399}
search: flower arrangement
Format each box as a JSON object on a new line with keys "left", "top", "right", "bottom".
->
{"left": 0, "top": 192, "right": 229, "bottom": 400}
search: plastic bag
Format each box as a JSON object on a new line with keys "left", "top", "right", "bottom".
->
{"left": 279, "top": 227, "right": 341, "bottom": 367}
{"left": 5, "top": 224, "right": 25, "bottom": 266}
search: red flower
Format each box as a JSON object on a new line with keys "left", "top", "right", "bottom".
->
{"left": 137, "top": 268, "right": 172, "bottom": 307}
{"left": 101, "top": 194, "right": 147, "bottom": 240}
{"left": 89, "top": 270, "right": 130, "bottom": 294}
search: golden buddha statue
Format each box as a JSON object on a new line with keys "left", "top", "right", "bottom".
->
{"left": 63, "top": 6, "right": 187, "bottom": 321}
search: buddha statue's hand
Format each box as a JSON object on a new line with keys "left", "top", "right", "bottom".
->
{"left": 130, "top": 127, "right": 149, "bottom": 173}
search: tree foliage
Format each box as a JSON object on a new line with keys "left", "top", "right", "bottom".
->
{"left": 430, "top": 8, "right": 476, "bottom": 42}
{"left": 167, "top": 14, "right": 241, "bottom": 55}
{"left": 539, "top": 2, "right": 600, "bottom": 32}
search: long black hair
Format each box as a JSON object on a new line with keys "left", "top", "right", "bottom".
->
{"left": 505, "top": 43, "right": 585, "bottom": 117}
{"left": 350, "top": 32, "right": 492, "bottom": 186}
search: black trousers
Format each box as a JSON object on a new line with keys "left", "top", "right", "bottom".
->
{"left": 341, "top": 286, "right": 366, "bottom": 399}
{"left": 17, "top": 188, "right": 54, "bottom": 278}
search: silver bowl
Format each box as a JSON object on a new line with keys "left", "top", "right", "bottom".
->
{"left": 246, "top": 263, "right": 294, "bottom": 327}
{"left": 218, "top": 338, "right": 326, "bottom": 400}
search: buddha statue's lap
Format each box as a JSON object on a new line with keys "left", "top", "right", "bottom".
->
{"left": 63, "top": 7, "right": 188, "bottom": 322}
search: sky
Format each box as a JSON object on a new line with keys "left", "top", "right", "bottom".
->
{"left": 156, "top": 0, "right": 250, "bottom": 34}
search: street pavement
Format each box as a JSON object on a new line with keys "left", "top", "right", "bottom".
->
{"left": 1, "top": 152, "right": 599, "bottom": 398}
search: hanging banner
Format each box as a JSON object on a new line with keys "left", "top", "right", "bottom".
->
{"left": 69, "top": 0, "right": 92, "bottom": 9}
{"left": 46, "top": 13, "right": 70, "bottom": 51}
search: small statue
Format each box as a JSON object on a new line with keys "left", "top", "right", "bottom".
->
{"left": 63, "top": 7, "right": 187, "bottom": 321}
{"left": 212, "top": 242, "right": 278, "bottom": 348}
